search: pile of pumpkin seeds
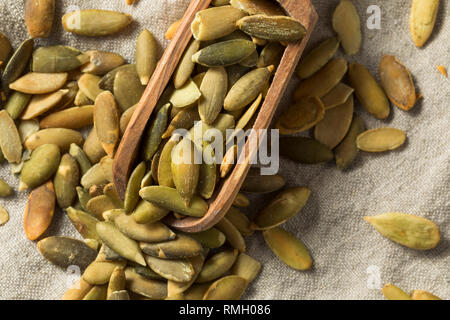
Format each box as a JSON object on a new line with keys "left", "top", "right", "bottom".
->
{"left": 0, "top": 0, "right": 444, "bottom": 301}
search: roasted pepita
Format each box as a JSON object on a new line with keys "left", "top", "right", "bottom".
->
{"left": 356, "top": 128, "right": 406, "bottom": 152}
{"left": 332, "top": 0, "right": 361, "bottom": 55}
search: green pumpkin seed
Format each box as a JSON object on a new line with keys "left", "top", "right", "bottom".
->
{"left": 96, "top": 221, "right": 146, "bottom": 266}
{"left": 192, "top": 40, "right": 256, "bottom": 67}
{"left": 253, "top": 187, "right": 310, "bottom": 230}
{"left": 4, "top": 91, "right": 32, "bottom": 120}
{"left": 332, "top": 0, "right": 361, "bottom": 55}
{"left": 296, "top": 37, "right": 340, "bottom": 79}
{"left": 69, "top": 143, "right": 92, "bottom": 176}
{"left": 21, "top": 89, "right": 68, "bottom": 120}
{"left": 410, "top": 0, "right": 439, "bottom": 47}
{"left": 81, "top": 163, "right": 108, "bottom": 190}
{"left": 107, "top": 267, "right": 127, "bottom": 299}
{"left": 356, "top": 128, "right": 406, "bottom": 152}
{"left": 276, "top": 97, "right": 325, "bottom": 135}
{"left": 169, "top": 79, "right": 201, "bottom": 109}
{"left": 199, "top": 67, "right": 228, "bottom": 124}
{"left": 0, "top": 32, "right": 12, "bottom": 67}
{"left": 103, "top": 183, "right": 124, "bottom": 208}
{"left": 99, "top": 64, "right": 136, "bottom": 92}
{"left": 0, "top": 205, "right": 9, "bottom": 226}
{"left": 83, "top": 128, "right": 106, "bottom": 164}
{"left": 180, "top": 228, "right": 226, "bottom": 249}
{"left": 203, "top": 275, "right": 247, "bottom": 300}
{"left": 128, "top": 264, "right": 163, "bottom": 281}
{"left": 32, "top": 46, "right": 83, "bottom": 73}
{"left": 25, "top": 128, "right": 84, "bottom": 152}
{"left": 18, "top": 119, "right": 40, "bottom": 144}
{"left": 227, "top": 64, "right": 250, "bottom": 89}
{"left": 76, "top": 187, "right": 91, "bottom": 212}
{"left": 83, "top": 261, "right": 127, "bottom": 285}
{"left": 382, "top": 284, "right": 412, "bottom": 300}
{"left": 124, "top": 267, "right": 167, "bottom": 299}
{"left": 167, "top": 255, "right": 205, "bottom": 297}
{"left": 163, "top": 108, "right": 200, "bottom": 139}
{"left": 62, "top": 10, "right": 133, "bottom": 36}
{"left": 124, "top": 162, "right": 146, "bottom": 213}
{"left": 40, "top": 105, "right": 94, "bottom": 129}
{"left": 119, "top": 104, "right": 137, "bottom": 136}
{"left": 139, "top": 234, "right": 203, "bottom": 259}
{"left": 87, "top": 195, "right": 121, "bottom": 220}
{"left": 197, "top": 145, "right": 216, "bottom": 199}
{"left": 172, "top": 39, "right": 201, "bottom": 88}
{"left": 66, "top": 207, "right": 100, "bottom": 241}
{"left": 115, "top": 213, "right": 175, "bottom": 243}
{"left": 364, "top": 212, "right": 440, "bottom": 250}
{"left": 280, "top": 137, "right": 333, "bottom": 164}
{"left": 321, "top": 82, "right": 354, "bottom": 110}
{"left": 54, "top": 154, "right": 79, "bottom": 208}
{"left": 20, "top": 144, "right": 60, "bottom": 190}
{"left": 239, "top": 49, "right": 258, "bottom": 68}
{"left": 192, "top": 6, "right": 247, "bottom": 41}
{"left": 151, "top": 143, "right": 164, "bottom": 184}
{"left": 197, "top": 249, "right": 238, "bottom": 283}
{"left": 257, "top": 41, "right": 283, "bottom": 69}
{"left": 37, "top": 236, "right": 97, "bottom": 270}
{"left": 379, "top": 55, "right": 416, "bottom": 111}
{"left": 216, "top": 217, "right": 246, "bottom": 252}
{"left": 233, "top": 193, "right": 250, "bottom": 207}
{"left": 224, "top": 66, "right": 273, "bottom": 111}
{"left": 2, "top": 39, "right": 34, "bottom": 95}
{"left": 82, "top": 285, "right": 108, "bottom": 300}
{"left": 0, "top": 110, "right": 23, "bottom": 163}
{"left": 81, "top": 50, "right": 125, "bottom": 76}
{"left": 294, "top": 58, "right": 348, "bottom": 100}
{"left": 241, "top": 167, "right": 285, "bottom": 193}
{"left": 411, "top": 290, "right": 441, "bottom": 301}
{"left": 94, "top": 91, "right": 120, "bottom": 157}
{"left": 0, "top": 178, "right": 12, "bottom": 197}
{"left": 114, "top": 68, "right": 145, "bottom": 112}
{"left": 78, "top": 74, "right": 104, "bottom": 101}
{"left": 334, "top": 114, "right": 365, "bottom": 170}
{"left": 158, "top": 135, "right": 179, "bottom": 188}
{"left": 263, "top": 227, "right": 312, "bottom": 270}
{"left": 132, "top": 200, "right": 169, "bottom": 224}
{"left": 62, "top": 278, "right": 93, "bottom": 300}
{"left": 237, "top": 15, "right": 306, "bottom": 42}
{"left": 10, "top": 72, "right": 68, "bottom": 95}
{"left": 144, "top": 255, "right": 195, "bottom": 282}
{"left": 349, "top": 63, "right": 390, "bottom": 119}
{"left": 97, "top": 243, "right": 126, "bottom": 262}
{"left": 135, "top": 29, "right": 157, "bottom": 85}
{"left": 226, "top": 207, "right": 253, "bottom": 236}
{"left": 143, "top": 103, "right": 171, "bottom": 161}
{"left": 230, "top": 253, "right": 261, "bottom": 284}
{"left": 184, "top": 283, "right": 211, "bottom": 300}
{"left": 25, "top": 0, "right": 55, "bottom": 38}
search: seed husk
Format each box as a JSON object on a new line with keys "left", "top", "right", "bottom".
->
{"left": 224, "top": 66, "right": 273, "bottom": 111}
{"left": 167, "top": 255, "right": 205, "bottom": 296}
{"left": 280, "top": 136, "right": 333, "bottom": 164}
{"left": 1, "top": 39, "right": 34, "bottom": 96}
{"left": 83, "top": 261, "right": 127, "bottom": 285}
{"left": 233, "top": 193, "right": 250, "bottom": 207}
{"left": 276, "top": 97, "right": 325, "bottom": 135}
{"left": 107, "top": 266, "right": 127, "bottom": 299}
{"left": 216, "top": 217, "right": 246, "bottom": 252}
{"left": 356, "top": 128, "right": 406, "bottom": 152}
{"left": 81, "top": 163, "right": 108, "bottom": 190}
{"left": 132, "top": 200, "right": 169, "bottom": 224}
{"left": 321, "top": 82, "right": 354, "bottom": 110}
{"left": 124, "top": 267, "right": 167, "bottom": 299}
{"left": 181, "top": 228, "right": 226, "bottom": 249}
{"left": 332, "top": 0, "right": 361, "bottom": 55}
{"left": 314, "top": 95, "right": 354, "bottom": 149}
{"left": 240, "top": 167, "right": 285, "bottom": 193}
{"left": 237, "top": 15, "right": 306, "bottom": 42}
{"left": 379, "top": 55, "right": 416, "bottom": 111}
{"left": 140, "top": 234, "right": 203, "bottom": 260}
{"left": 296, "top": 37, "right": 340, "bottom": 79}
{"left": 349, "top": 63, "right": 390, "bottom": 119}
{"left": 114, "top": 68, "right": 145, "bottom": 112}
{"left": 230, "top": 253, "right": 261, "bottom": 284}
{"left": 163, "top": 108, "right": 200, "bottom": 139}
{"left": 191, "top": 6, "right": 247, "bottom": 41}
{"left": 203, "top": 275, "right": 247, "bottom": 300}
{"left": 410, "top": 290, "right": 441, "bottom": 301}
{"left": 54, "top": 154, "right": 79, "bottom": 208}
{"left": 83, "top": 285, "right": 108, "bottom": 300}
{"left": 83, "top": 128, "right": 106, "bottom": 164}
{"left": 0, "top": 205, "right": 9, "bottom": 226}
{"left": 62, "top": 10, "right": 133, "bottom": 37}
{"left": 81, "top": 51, "right": 125, "bottom": 76}
{"left": 335, "top": 114, "right": 365, "bottom": 170}
{"left": 87, "top": 195, "right": 120, "bottom": 220}
{"left": 135, "top": 29, "right": 157, "bottom": 85}
{"left": 0, "top": 110, "right": 23, "bottom": 163}
{"left": 94, "top": 91, "right": 120, "bottom": 157}
{"left": 257, "top": 41, "right": 283, "bottom": 69}
{"left": 382, "top": 284, "right": 412, "bottom": 300}
{"left": 115, "top": 213, "right": 175, "bottom": 243}
{"left": 409, "top": 0, "right": 439, "bottom": 47}
{"left": 193, "top": 40, "right": 256, "bottom": 67}
{"left": 294, "top": 58, "right": 348, "bottom": 100}
{"left": 143, "top": 103, "right": 171, "bottom": 161}
{"left": 144, "top": 255, "right": 195, "bottom": 282}
{"left": 197, "top": 249, "right": 238, "bottom": 284}
{"left": 96, "top": 221, "right": 146, "bottom": 266}
{"left": 25, "top": 0, "right": 55, "bottom": 38}
{"left": 37, "top": 236, "right": 97, "bottom": 270}
{"left": 263, "top": 227, "right": 312, "bottom": 270}
{"left": 253, "top": 187, "right": 310, "bottom": 230}
{"left": 62, "top": 278, "right": 93, "bottom": 300}
{"left": 78, "top": 74, "right": 104, "bottom": 101}
{"left": 66, "top": 207, "right": 100, "bottom": 241}
{"left": 198, "top": 145, "right": 217, "bottom": 199}
{"left": 25, "top": 128, "right": 83, "bottom": 152}
{"left": 40, "top": 105, "right": 94, "bottom": 129}
{"left": 4, "top": 91, "right": 32, "bottom": 120}
{"left": 32, "top": 45, "right": 83, "bottom": 73}
{"left": 230, "top": 0, "right": 284, "bottom": 16}
{"left": 21, "top": 89, "right": 69, "bottom": 120}
{"left": 169, "top": 79, "right": 201, "bottom": 109}
{"left": 364, "top": 212, "right": 440, "bottom": 250}
{"left": 226, "top": 207, "right": 253, "bottom": 236}
{"left": 173, "top": 40, "right": 201, "bottom": 89}
{"left": 199, "top": 67, "right": 228, "bottom": 124}
{"left": 9, "top": 72, "right": 68, "bottom": 95}
{"left": 0, "top": 32, "right": 12, "bottom": 67}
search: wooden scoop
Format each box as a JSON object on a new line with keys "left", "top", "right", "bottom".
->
{"left": 113, "top": 0, "right": 318, "bottom": 232}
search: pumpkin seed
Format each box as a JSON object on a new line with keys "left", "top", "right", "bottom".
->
{"left": 123, "top": 162, "right": 145, "bottom": 212}
{"left": 89, "top": 184, "right": 105, "bottom": 198}
{"left": 66, "top": 207, "right": 100, "bottom": 241}
{"left": 237, "top": 15, "right": 306, "bottom": 42}
{"left": 83, "top": 261, "right": 127, "bottom": 285}
{"left": 364, "top": 212, "right": 440, "bottom": 250}
{"left": 280, "top": 136, "right": 333, "bottom": 164}
{"left": 276, "top": 97, "right": 325, "bottom": 135}
{"left": 410, "top": 0, "right": 439, "bottom": 47}
{"left": 32, "top": 45, "right": 83, "bottom": 73}
{"left": 124, "top": 267, "right": 167, "bottom": 299}
{"left": 332, "top": 0, "right": 361, "bottom": 55}
{"left": 10, "top": 72, "right": 68, "bottom": 95}
{"left": 226, "top": 207, "right": 253, "bottom": 236}
{"left": 216, "top": 217, "right": 246, "bottom": 252}
{"left": 82, "top": 285, "right": 108, "bottom": 300}
{"left": 62, "top": 10, "right": 133, "bottom": 36}
{"left": 199, "top": 67, "right": 228, "bottom": 124}
{"left": 0, "top": 32, "right": 12, "bottom": 67}
{"left": 165, "top": 19, "right": 182, "bottom": 40}
{"left": 25, "top": 0, "right": 55, "bottom": 38}
{"left": 197, "top": 249, "right": 238, "bottom": 283}
{"left": 20, "top": 144, "right": 60, "bottom": 190}
{"left": 294, "top": 59, "right": 348, "bottom": 100}
{"left": 0, "top": 178, "right": 12, "bottom": 197}
{"left": 203, "top": 275, "right": 247, "bottom": 300}
{"left": 94, "top": 91, "right": 120, "bottom": 157}
{"left": 37, "top": 236, "right": 97, "bottom": 270}
{"left": 379, "top": 55, "right": 416, "bottom": 111}
{"left": 184, "top": 283, "right": 211, "bottom": 300}
{"left": 83, "top": 128, "right": 106, "bottom": 164}
{"left": 257, "top": 41, "right": 283, "bottom": 69}
{"left": 321, "top": 82, "right": 354, "bottom": 110}
{"left": 349, "top": 63, "right": 390, "bottom": 119}
{"left": 198, "top": 145, "right": 216, "bottom": 199}
{"left": 21, "top": 89, "right": 68, "bottom": 120}
{"left": 81, "top": 163, "right": 108, "bottom": 190}
{"left": 140, "top": 234, "right": 203, "bottom": 259}
{"left": 78, "top": 74, "right": 104, "bottom": 101}
{"left": 167, "top": 255, "right": 205, "bottom": 297}
{"left": 81, "top": 51, "right": 125, "bottom": 76}
{"left": 181, "top": 228, "right": 226, "bottom": 249}
{"left": 97, "top": 243, "right": 126, "bottom": 262}
{"left": 99, "top": 64, "right": 136, "bottom": 92}
{"left": 87, "top": 195, "right": 120, "bottom": 220}
{"left": 382, "top": 284, "right": 412, "bottom": 300}
{"left": 74, "top": 90, "right": 92, "bottom": 106}
{"left": 163, "top": 108, "right": 200, "bottom": 139}
{"left": 2, "top": 39, "right": 34, "bottom": 96}
{"left": 227, "top": 64, "right": 250, "bottom": 89}
{"left": 132, "top": 199, "right": 170, "bottom": 224}
{"left": 172, "top": 39, "right": 200, "bottom": 89}
{"left": 230, "top": 253, "right": 261, "bottom": 284}
{"left": 127, "top": 264, "right": 163, "bottom": 280}
{"left": 263, "top": 227, "right": 312, "bottom": 270}
{"left": 0, "top": 110, "right": 23, "bottom": 163}
{"left": 135, "top": 29, "right": 157, "bottom": 85}
{"left": 144, "top": 255, "right": 195, "bottom": 282}
{"left": 158, "top": 135, "right": 179, "bottom": 188}
{"left": 230, "top": 0, "right": 284, "bottom": 16}
{"left": 107, "top": 266, "right": 127, "bottom": 299}
{"left": 25, "top": 128, "right": 84, "bottom": 152}
{"left": 62, "top": 278, "right": 93, "bottom": 300}
{"left": 107, "top": 290, "right": 130, "bottom": 300}
{"left": 193, "top": 40, "right": 256, "bottom": 67}
{"left": 238, "top": 48, "right": 258, "bottom": 68}
{"left": 41, "top": 105, "right": 94, "bottom": 129}
{"left": 0, "top": 205, "right": 9, "bottom": 226}
{"left": 233, "top": 193, "right": 250, "bottom": 207}
{"left": 224, "top": 66, "right": 273, "bottom": 111}
{"left": 241, "top": 167, "right": 285, "bottom": 193}
{"left": 114, "top": 68, "right": 145, "bottom": 112}
{"left": 76, "top": 187, "right": 91, "bottom": 212}
{"left": 119, "top": 104, "right": 137, "bottom": 136}
{"left": 143, "top": 103, "right": 171, "bottom": 161}
{"left": 103, "top": 183, "right": 123, "bottom": 208}
{"left": 84, "top": 239, "right": 100, "bottom": 251}
{"left": 335, "top": 114, "right": 365, "bottom": 170}
{"left": 115, "top": 213, "right": 175, "bottom": 243}
{"left": 411, "top": 290, "right": 441, "bottom": 301}
{"left": 96, "top": 221, "right": 146, "bottom": 266}
{"left": 296, "top": 37, "right": 339, "bottom": 79}
{"left": 151, "top": 142, "right": 164, "bottom": 184}
{"left": 53, "top": 154, "right": 79, "bottom": 208}
{"left": 356, "top": 128, "right": 406, "bottom": 152}
{"left": 169, "top": 79, "right": 201, "bottom": 109}
{"left": 4, "top": 91, "right": 32, "bottom": 120}
{"left": 54, "top": 80, "right": 78, "bottom": 110}
{"left": 191, "top": 6, "right": 247, "bottom": 41}
{"left": 18, "top": 120, "right": 40, "bottom": 145}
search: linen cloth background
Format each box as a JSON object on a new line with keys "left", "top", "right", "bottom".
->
{"left": 0, "top": 0, "right": 448, "bottom": 300}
